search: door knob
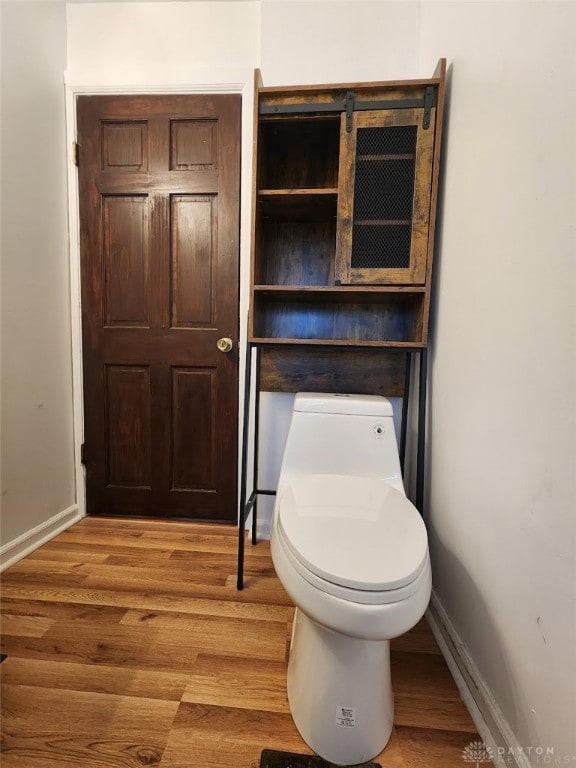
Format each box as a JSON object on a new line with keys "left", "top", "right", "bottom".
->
{"left": 217, "top": 337, "right": 233, "bottom": 353}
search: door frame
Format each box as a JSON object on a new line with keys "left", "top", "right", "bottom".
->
{"left": 65, "top": 80, "right": 252, "bottom": 521}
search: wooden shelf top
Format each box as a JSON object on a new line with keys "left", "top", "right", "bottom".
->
{"left": 259, "top": 76, "right": 442, "bottom": 97}
{"left": 253, "top": 284, "right": 426, "bottom": 294}
{"left": 257, "top": 190, "right": 338, "bottom": 221}
{"left": 257, "top": 188, "right": 338, "bottom": 197}
{"left": 256, "top": 59, "right": 446, "bottom": 100}
{"left": 250, "top": 336, "right": 426, "bottom": 349}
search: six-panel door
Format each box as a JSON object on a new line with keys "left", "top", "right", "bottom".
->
{"left": 77, "top": 95, "right": 241, "bottom": 520}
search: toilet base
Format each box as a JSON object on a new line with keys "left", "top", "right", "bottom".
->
{"left": 287, "top": 608, "right": 393, "bottom": 766}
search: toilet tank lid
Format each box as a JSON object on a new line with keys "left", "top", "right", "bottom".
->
{"left": 293, "top": 393, "right": 393, "bottom": 417}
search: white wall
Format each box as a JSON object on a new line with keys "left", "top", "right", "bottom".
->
{"left": 0, "top": 2, "right": 78, "bottom": 561}
{"left": 66, "top": 1, "right": 260, "bottom": 87}
{"left": 420, "top": 2, "right": 576, "bottom": 761}
{"left": 260, "top": 0, "right": 419, "bottom": 86}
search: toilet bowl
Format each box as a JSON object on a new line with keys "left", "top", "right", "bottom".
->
{"left": 270, "top": 393, "right": 431, "bottom": 766}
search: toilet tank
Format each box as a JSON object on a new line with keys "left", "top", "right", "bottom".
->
{"left": 277, "top": 393, "right": 404, "bottom": 493}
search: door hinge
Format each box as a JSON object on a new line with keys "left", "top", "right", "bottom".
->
{"left": 73, "top": 142, "right": 79, "bottom": 167}
{"left": 80, "top": 443, "right": 86, "bottom": 464}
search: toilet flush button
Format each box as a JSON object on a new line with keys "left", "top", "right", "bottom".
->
{"left": 373, "top": 424, "right": 385, "bottom": 438}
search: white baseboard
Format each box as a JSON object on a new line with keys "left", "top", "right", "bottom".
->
{"left": 256, "top": 520, "right": 271, "bottom": 540}
{"left": 427, "top": 591, "right": 528, "bottom": 768}
{"left": 0, "top": 504, "right": 83, "bottom": 572}
{"left": 243, "top": 510, "right": 271, "bottom": 541}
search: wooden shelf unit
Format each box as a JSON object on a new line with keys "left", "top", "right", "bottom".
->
{"left": 238, "top": 62, "right": 447, "bottom": 588}
{"left": 249, "top": 62, "right": 446, "bottom": 351}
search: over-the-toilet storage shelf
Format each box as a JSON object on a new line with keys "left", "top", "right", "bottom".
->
{"left": 237, "top": 61, "right": 447, "bottom": 588}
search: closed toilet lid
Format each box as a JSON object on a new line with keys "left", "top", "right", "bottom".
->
{"left": 278, "top": 474, "right": 428, "bottom": 592}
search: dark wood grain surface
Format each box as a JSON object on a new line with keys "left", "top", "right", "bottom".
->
{"left": 77, "top": 95, "right": 241, "bottom": 520}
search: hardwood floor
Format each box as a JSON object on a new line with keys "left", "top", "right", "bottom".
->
{"left": 1, "top": 518, "right": 481, "bottom": 767}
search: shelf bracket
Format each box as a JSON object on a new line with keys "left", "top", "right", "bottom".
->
{"left": 345, "top": 91, "right": 354, "bottom": 132}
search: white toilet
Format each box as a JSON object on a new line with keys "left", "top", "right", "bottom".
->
{"left": 270, "top": 393, "right": 432, "bottom": 766}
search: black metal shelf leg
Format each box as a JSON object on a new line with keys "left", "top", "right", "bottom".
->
{"left": 399, "top": 352, "right": 412, "bottom": 475}
{"left": 236, "top": 342, "right": 253, "bottom": 590}
{"left": 415, "top": 348, "right": 428, "bottom": 514}
{"left": 251, "top": 347, "right": 262, "bottom": 546}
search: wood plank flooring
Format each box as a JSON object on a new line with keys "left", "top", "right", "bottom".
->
{"left": 1, "top": 518, "right": 481, "bottom": 767}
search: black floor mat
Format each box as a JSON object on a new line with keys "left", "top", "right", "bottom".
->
{"left": 260, "top": 749, "right": 381, "bottom": 768}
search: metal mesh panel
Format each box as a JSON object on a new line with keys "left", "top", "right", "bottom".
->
{"left": 353, "top": 159, "right": 415, "bottom": 220}
{"left": 351, "top": 125, "right": 417, "bottom": 271}
{"left": 356, "top": 125, "right": 417, "bottom": 156}
{"left": 352, "top": 226, "right": 412, "bottom": 269}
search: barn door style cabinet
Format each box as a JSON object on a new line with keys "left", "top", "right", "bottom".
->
{"left": 238, "top": 61, "right": 446, "bottom": 588}
{"left": 250, "top": 60, "right": 445, "bottom": 348}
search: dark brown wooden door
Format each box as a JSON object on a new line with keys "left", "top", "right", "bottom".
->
{"left": 77, "top": 95, "right": 240, "bottom": 521}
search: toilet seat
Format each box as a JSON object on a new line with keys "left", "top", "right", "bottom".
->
{"left": 277, "top": 474, "right": 428, "bottom": 605}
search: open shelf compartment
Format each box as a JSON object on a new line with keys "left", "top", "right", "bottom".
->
{"left": 258, "top": 117, "right": 340, "bottom": 190}
{"left": 251, "top": 290, "right": 425, "bottom": 346}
